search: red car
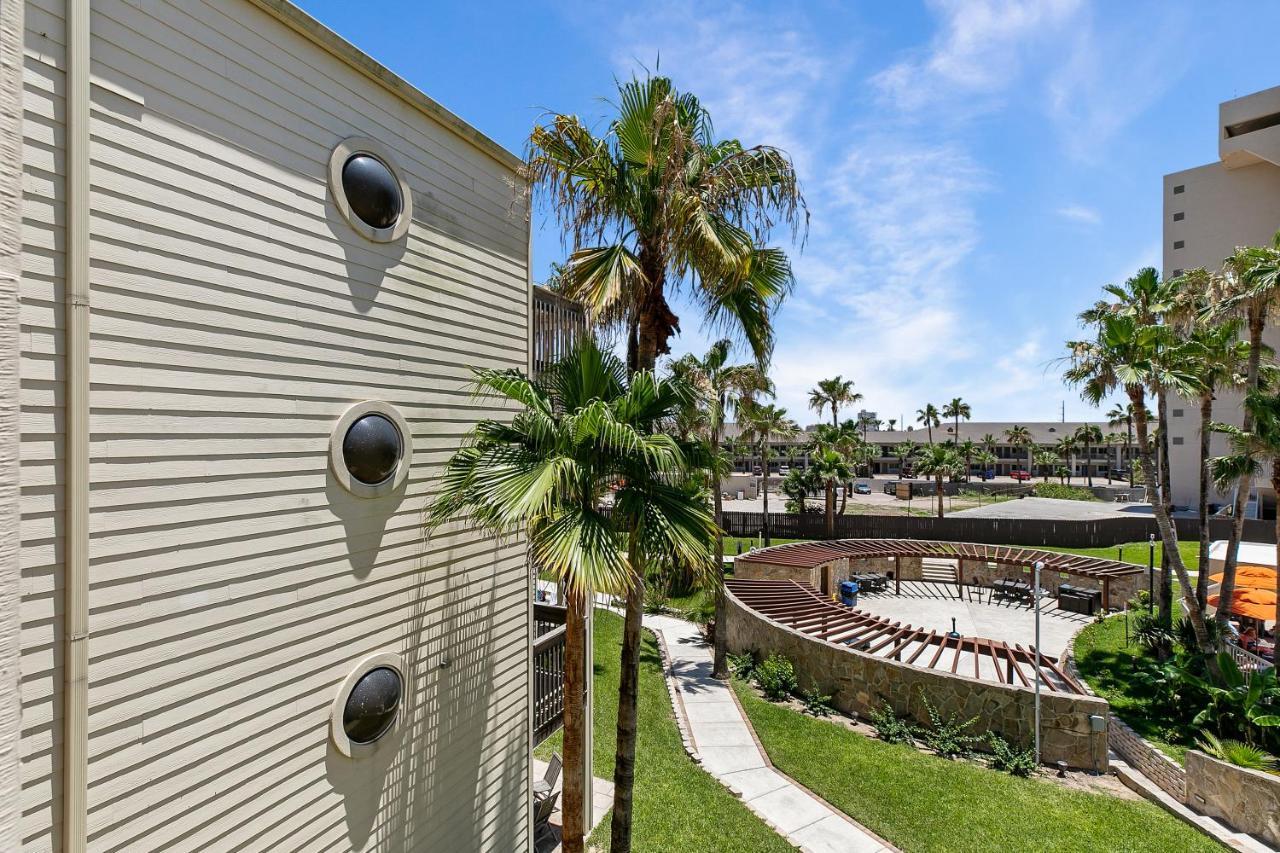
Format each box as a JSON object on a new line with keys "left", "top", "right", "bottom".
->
{"left": 1009, "top": 469, "right": 1033, "bottom": 481}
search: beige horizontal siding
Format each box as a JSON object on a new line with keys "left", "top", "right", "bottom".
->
{"left": 19, "top": 0, "right": 531, "bottom": 850}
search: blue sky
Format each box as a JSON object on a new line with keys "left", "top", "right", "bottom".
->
{"left": 298, "top": 0, "right": 1280, "bottom": 427}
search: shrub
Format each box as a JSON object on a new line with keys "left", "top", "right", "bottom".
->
{"left": 643, "top": 586, "right": 670, "bottom": 614}
{"left": 799, "top": 683, "right": 834, "bottom": 718}
{"left": 1197, "top": 732, "right": 1279, "bottom": 773}
{"left": 1127, "top": 590, "right": 1152, "bottom": 611}
{"left": 1032, "top": 483, "right": 1097, "bottom": 501}
{"left": 728, "top": 651, "right": 758, "bottom": 681}
{"left": 1132, "top": 612, "right": 1174, "bottom": 656}
{"left": 867, "top": 701, "right": 917, "bottom": 745}
{"left": 987, "top": 733, "right": 1038, "bottom": 776}
{"left": 753, "top": 653, "right": 798, "bottom": 701}
{"left": 916, "top": 691, "right": 982, "bottom": 759}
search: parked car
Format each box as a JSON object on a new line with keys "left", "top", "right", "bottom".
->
{"left": 853, "top": 482, "right": 872, "bottom": 495}
{"left": 1010, "top": 469, "right": 1032, "bottom": 481}
{"left": 977, "top": 469, "right": 995, "bottom": 480}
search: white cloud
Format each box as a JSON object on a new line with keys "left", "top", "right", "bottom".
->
{"left": 1056, "top": 204, "right": 1101, "bottom": 225}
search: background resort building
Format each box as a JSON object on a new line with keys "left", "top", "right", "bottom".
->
{"left": 1164, "top": 84, "right": 1280, "bottom": 516}
{"left": 0, "top": 1, "right": 545, "bottom": 850}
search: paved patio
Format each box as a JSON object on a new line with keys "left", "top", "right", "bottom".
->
{"left": 532, "top": 758, "right": 612, "bottom": 853}
{"left": 951, "top": 496, "right": 1147, "bottom": 520}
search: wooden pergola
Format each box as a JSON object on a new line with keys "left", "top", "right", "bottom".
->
{"left": 727, "top": 577, "right": 1087, "bottom": 694}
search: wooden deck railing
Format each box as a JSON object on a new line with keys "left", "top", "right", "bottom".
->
{"left": 532, "top": 603, "right": 567, "bottom": 746}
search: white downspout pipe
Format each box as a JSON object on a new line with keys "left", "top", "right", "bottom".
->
{"left": 64, "top": 0, "right": 91, "bottom": 849}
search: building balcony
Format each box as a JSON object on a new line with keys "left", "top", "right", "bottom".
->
{"left": 533, "top": 602, "right": 567, "bottom": 746}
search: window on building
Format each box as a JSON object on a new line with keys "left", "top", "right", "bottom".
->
{"left": 1173, "top": 269, "right": 1184, "bottom": 276}
{"left": 1173, "top": 240, "right": 1185, "bottom": 249}
{"left": 1173, "top": 185, "right": 1185, "bottom": 194}
{"left": 1173, "top": 212, "right": 1184, "bottom": 221}
{"left": 1225, "top": 111, "right": 1280, "bottom": 138}
{"left": 1172, "top": 437, "right": 1185, "bottom": 445}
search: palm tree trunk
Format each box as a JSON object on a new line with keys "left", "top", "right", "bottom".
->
{"left": 712, "top": 433, "right": 728, "bottom": 679}
{"left": 1127, "top": 419, "right": 1135, "bottom": 488}
{"left": 1219, "top": 308, "right": 1265, "bottom": 636}
{"left": 825, "top": 481, "right": 834, "bottom": 539}
{"left": 1130, "top": 387, "right": 1215, "bottom": 655}
{"left": 1273, "top": 461, "right": 1280, "bottom": 629}
{"left": 761, "top": 446, "right": 771, "bottom": 546}
{"left": 610, "top": 530, "right": 643, "bottom": 853}
{"left": 1196, "top": 394, "right": 1213, "bottom": 612}
{"left": 561, "top": 588, "right": 588, "bottom": 853}
{"left": 936, "top": 475, "right": 944, "bottom": 518}
{"left": 1156, "top": 387, "right": 1174, "bottom": 627}
{"left": 1085, "top": 440, "right": 1093, "bottom": 487}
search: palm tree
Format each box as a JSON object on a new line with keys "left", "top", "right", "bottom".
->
{"left": 1033, "top": 450, "right": 1058, "bottom": 483}
{"left": 810, "top": 448, "right": 852, "bottom": 538}
{"left": 1205, "top": 233, "right": 1280, "bottom": 635}
{"left": 1074, "top": 424, "right": 1102, "bottom": 487}
{"left": 527, "top": 75, "right": 805, "bottom": 849}
{"left": 887, "top": 418, "right": 897, "bottom": 431}
{"left": 741, "top": 403, "right": 800, "bottom": 546}
{"left": 1102, "top": 432, "right": 1125, "bottom": 482}
{"left": 1054, "top": 437, "right": 1078, "bottom": 484}
{"left": 942, "top": 397, "right": 972, "bottom": 444}
{"left": 892, "top": 441, "right": 918, "bottom": 478}
{"left": 669, "top": 341, "right": 771, "bottom": 677}
{"left": 915, "top": 444, "right": 963, "bottom": 517}
{"left": 957, "top": 439, "right": 977, "bottom": 482}
{"left": 1004, "top": 424, "right": 1033, "bottom": 474}
{"left": 973, "top": 449, "right": 997, "bottom": 480}
{"left": 1211, "top": 389, "right": 1280, "bottom": 630}
{"left": 809, "top": 376, "right": 861, "bottom": 427}
{"left": 428, "top": 342, "right": 715, "bottom": 852}
{"left": 916, "top": 404, "right": 941, "bottom": 444}
{"left": 1106, "top": 403, "right": 1137, "bottom": 487}
{"left": 1065, "top": 311, "right": 1215, "bottom": 653}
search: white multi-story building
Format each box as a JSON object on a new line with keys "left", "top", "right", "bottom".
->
{"left": 1164, "top": 85, "right": 1280, "bottom": 515}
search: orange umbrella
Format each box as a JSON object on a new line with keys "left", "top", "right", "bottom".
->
{"left": 1208, "top": 588, "right": 1278, "bottom": 621}
{"left": 1209, "top": 565, "right": 1278, "bottom": 590}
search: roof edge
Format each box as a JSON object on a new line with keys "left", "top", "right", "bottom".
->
{"left": 246, "top": 0, "right": 525, "bottom": 174}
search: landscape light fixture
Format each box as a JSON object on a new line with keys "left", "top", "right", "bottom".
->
{"left": 947, "top": 617, "right": 960, "bottom": 639}
{"left": 1033, "top": 560, "right": 1044, "bottom": 765}
{"left": 1148, "top": 533, "right": 1156, "bottom": 603}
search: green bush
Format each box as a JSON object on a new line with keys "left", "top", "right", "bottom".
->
{"left": 643, "top": 586, "right": 670, "bottom": 614}
{"left": 987, "top": 733, "right": 1038, "bottom": 777}
{"left": 754, "top": 653, "right": 798, "bottom": 701}
{"left": 728, "top": 651, "right": 758, "bottom": 681}
{"left": 1197, "top": 732, "right": 1279, "bottom": 773}
{"left": 1033, "top": 483, "right": 1097, "bottom": 501}
{"left": 867, "top": 700, "right": 917, "bottom": 744}
{"left": 799, "top": 683, "right": 834, "bottom": 718}
{"left": 916, "top": 691, "right": 982, "bottom": 759}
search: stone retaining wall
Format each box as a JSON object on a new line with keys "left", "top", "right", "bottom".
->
{"left": 724, "top": 589, "right": 1110, "bottom": 770}
{"left": 1108, "top": 718, "right": 1186, "bottom": 800}
{"left": 1186, "top": 750, "right": 1280, "bottom": 847}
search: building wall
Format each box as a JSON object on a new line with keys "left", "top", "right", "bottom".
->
{"left": 19, "top": 1, "right": 530, "bottom": 850}
{"left": 1163, "top": 118, "right": 1280, "bottom": 510}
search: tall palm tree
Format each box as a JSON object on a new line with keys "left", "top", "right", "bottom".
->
{"left": 810, "top": 448, "right": 852, "bottom": 539}
{"left": 1102, "top": 432, "right": 1126, "bottom": 482}
{"left": 741, "top": 403, "right": 800, "bottom": 546}
{"left": 428, "top": 342, "right": 714, "bottom": 853}
{"left": 1034, "top": 449, "right": 1059, "bottom": 483}
{"left": 1205, "top": 233, "right": 1280, "bottom": 635}
{"left": 942, "top": 397, "right": 972, "bottom": 443}
{"left": 527, "top": 75, "right": 805, "bottom": 850}
{"left": 1053, "top": 436, "right": 1078, "bottom": 483}
{"left": 1065, "top": 311, "right": 1215, "bottom": 653}
{"left": 1106, "top": 402, "right": 1137, "bottom": 487}
{"left": 1211, "top": 389, "right": 1280, "bottom": 630}
{"left": 1074, "top": 424, "right": 1102, "bottom": 487}
{"left": 809, "top": 376, "right": 861, "bottom": 427}
{"left": 1004, "top": 424, "right": 1033, "bottom": 474}
{"left": 916, "top": 404, "right": 941, "bottom": 444}
{"left": 669, "top": 341, "right": 771, "bottom": 678}
{"left": 974, "top": 449, "right": 998, "bottom": 480}
{"left": 915, "top": 444, "right": 963, "bottom": 517}
{"left": 887, "top": 418, "right": 897, "bottom": 431}
{"left": 893, "top": 441, "right": 918, "bottom": 478}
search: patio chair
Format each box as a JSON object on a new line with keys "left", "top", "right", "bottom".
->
{"left": 533, "top": 791, "right": 560, "bottom": 851}
{"left": 534, "top": 753, "right": 561, "bottom": 800}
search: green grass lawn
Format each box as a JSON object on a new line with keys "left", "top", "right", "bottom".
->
{"left": 1040, "top": 540, "right": 1200, "bottom": 572}
{"left": 536, "top": 611, "right": 791, "bottom": 851}
{"left": 733, "top": 681, "right": 1223, "bottom": 853}
{"left": 1072, "top": 612, "right": 1195, "bottom": 764}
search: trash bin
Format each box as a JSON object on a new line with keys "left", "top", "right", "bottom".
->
{"left": 840, "top": 580, "right": 860, "bottom": 607}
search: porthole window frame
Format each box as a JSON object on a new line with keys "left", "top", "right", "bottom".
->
{"left": 327, "top": 136, "right": 413, "bottom": 243}
{"left": 330, "top": 401, "right": 412, "bottom": 498}
{"left": 330, "top": 651, "right": 407, "bottom": 758}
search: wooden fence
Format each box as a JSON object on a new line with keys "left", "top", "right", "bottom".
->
{"left": 719, "top": 510, "right": 1276, "bottom": 548}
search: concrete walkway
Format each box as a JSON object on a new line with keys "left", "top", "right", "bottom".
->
{"left": 642, "top": 612, "right": 894, "bottom": 853}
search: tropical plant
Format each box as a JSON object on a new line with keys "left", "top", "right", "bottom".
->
{"left": 427, "top": 340, "right": 714, "bottom": 851}
{"left": 915, "top": 443, "right": 963, "bottom": 518}
{"left": 1074, "top": 424, "right": 1102, "bottom": 487}
{"left": 781, "top": 466, "right": 820, "bottom": 513}
{"left": 1033, "top": 449, "right": 1058, "bottom": 483}
{"left": 1196, "top": 731, "right": 1279, "bottom": 772}
{"left": 810, "top": 448, "right": 852, "bottom": 538}
{"left": 987, "top": 733, "right": 1038, "bottom": 777}
{"left": 741, "top": 403, "right": 800, "bottom": 545}
{"left": 799, "top": 683, "right": 835, "bottom": 717}
{"left": 916, "top": 403, "right": 941, "bottom": 444}
{"left": 1004, "top": 424, "right": 1034, "bottom": 474}
{"left": 942, "top": 397, "right": 971, "bottom": 443}
{"left": 887, "top": 418, "right": 897, "bottom": 431}
{"left": 754, "top": 653, "right": 799, "bottom": 701}
{"left": 893, "top": 441, "right": 918, "bottom": 478}
{"left": 809, "top": 376, "right": 861, "bottom": 427}
{"left": 973, "top": 449, "right": 997, "bottom": 480}
{"left": 669, "top": 340, "right": 772, "bottom": 678}
{"left": 957, "top": 439, "right": 977, "bottom": 482}
{"left": 868, "top": 701, "right": 917, "bottom": 745}
{"left": 526, "top": 74, "right": 805, "bottom": 850}
{"left": 1054, "top": 436, "right": 1078, "bottom": 484}
{"left": 1107, "top": 402, "right": 1138, "bottom": 487}
{"left": 1180, "top": 653, "right": 1280, "bottom": 748}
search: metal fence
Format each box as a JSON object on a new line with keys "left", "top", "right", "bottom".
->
{"left": 532, "top": 603, "right": 566, "bottom": 746}
{"left": 719, "top": 510, "right": 1276, "bottom": 548}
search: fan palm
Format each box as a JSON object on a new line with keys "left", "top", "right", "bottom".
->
{"left": 957, "top": 439, "right": 977, "bottom": 482}
{"left": 1034, "top": 450, "right": 1059, "bottom": 483}
{"left": 669, "top": 341, "right": 771, "bottom": 677}
{"left": 527, "top": 75, "right": 805, "bottom": 849}
{"left": 893, "top": 441, "right": 918, "bottom": 478}
{"left": 916, "top": 404, "right": 941, "bottom": 444}
{"left": 741, "top": 403, "right": 800, "bottom": 545}
{"left": 915, "top": 444, "right": 963, "bottom": 517}
{"left": 1106, "top": 402, "right": 1137, "bottom": 487}
{"left": 427, "top": 341, "right": 714, "bottom": 852}
{"left": 942, "top": 397, "right": 971, "bottom": 443}
{"left": 809, "top": 376, "right": 861, "bottom": 427}
{"left": 1074, "top": 425, "right": 1102, "bottom": 487}
{"left": 974, "top": 449, "right": 997, "bottom": 479}
{"left": 1004, "top": 424, "right": 1034, "bottom": 474}
{"left": 810, "top": 448, "right": 852, "bottom": 538}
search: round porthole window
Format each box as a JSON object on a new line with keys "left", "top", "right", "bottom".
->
{"left": 328, "top": 136, "right": 413, "bottom": 243}
{"left": 331, "top": 653, "right": 407, "bottom": 758}
{"left": 330, "top": 402, "right": 413, "bottom": 498}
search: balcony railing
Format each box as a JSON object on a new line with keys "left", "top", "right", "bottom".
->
{"left": 533, "top": 602, "right": 567, "bottom": 746}
{"left": 1225, "top": 639, "right": 1275, "bottom": 681}
{"left": 532, "top": 286, "right": 587, "bottom": 378}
